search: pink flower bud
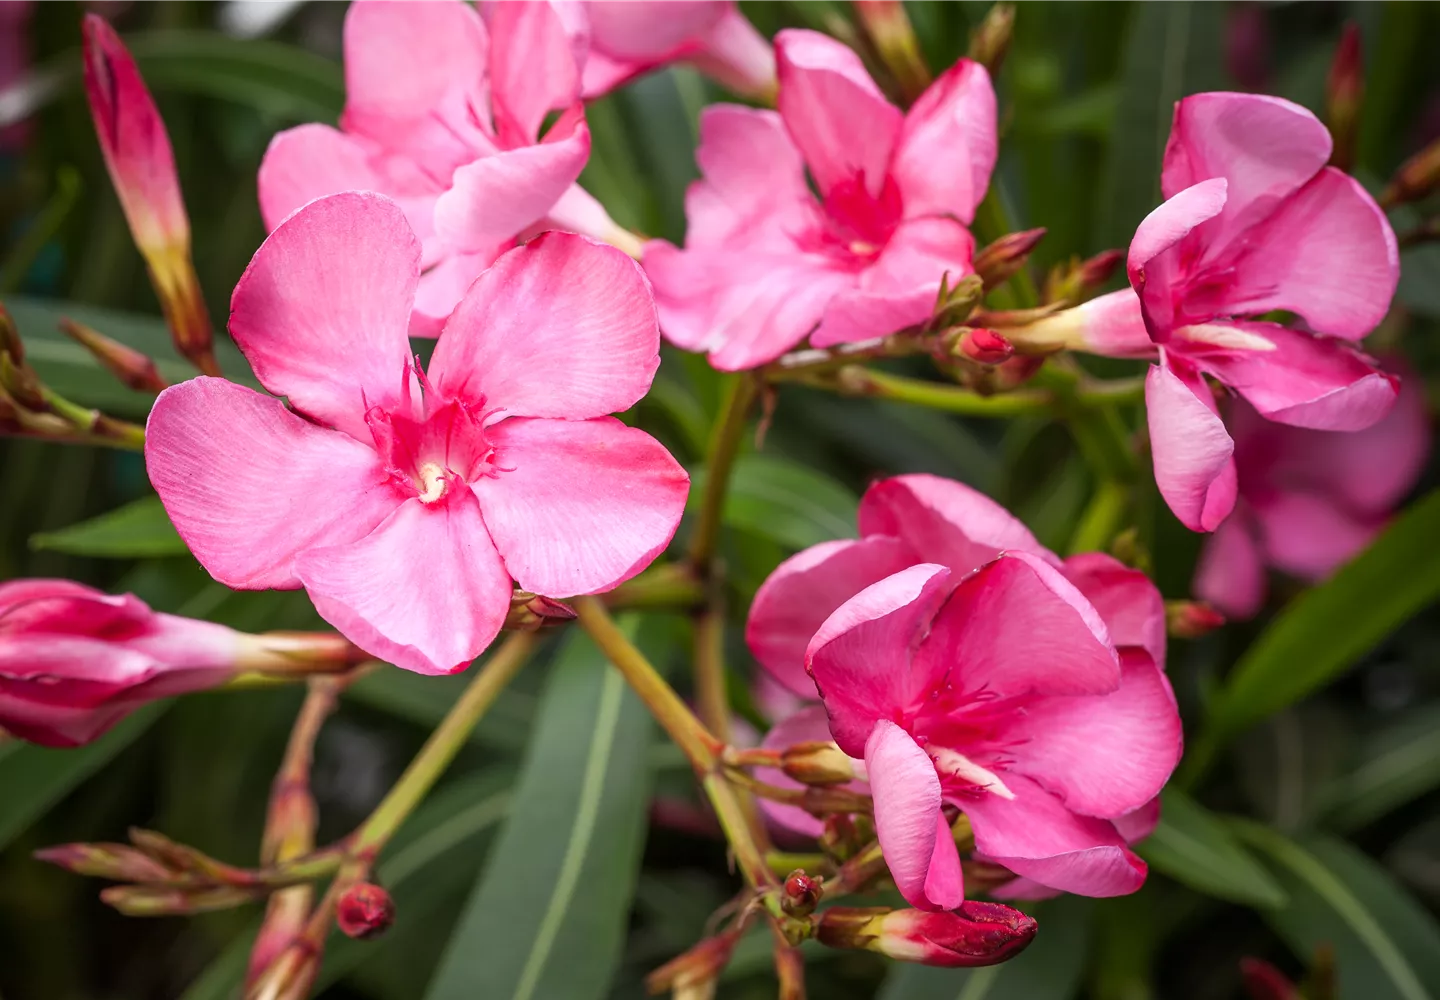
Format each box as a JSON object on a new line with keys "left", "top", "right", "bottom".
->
{"left": 1240, "top": 958, "right": 1301, "bottom": 1000}
{"left": 81, "top": 15, "right": 216, "bottom": 376}
{"left": 58, "top": 317, "right": 168, "bottom": 393}
{"left": 337, "top": 883, "right": 396, "bottom": 940}
{"left": 956, "top": 328, "right": 1015, "bottom": 365}
{"left": 33, "top": 841, "right": 175, "bottom": 882}
{"left": 1165, "top": 600, "right": 1225, "bottom": 639}
{"left": 1384, "top": 134, "right": 1440, "bottom": 207}
{"left": 974, "top": 229, "right": 1046, "bottom": 292}
{"left": 0, "top": 579, "right": 243, "bottom": 747}
{"left": 817, "top": 902, "right": 1037, "bottom": 967}
{"left": 781, "top": 870, "right": 822, "bottom": 916}
{"left": 1326, "top": 23, "right": 1363, "bottom": 172}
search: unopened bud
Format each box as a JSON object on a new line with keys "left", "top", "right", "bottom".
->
{"left": 336, "top": 882, "right": 395, "bottom": 940}
{"left": 781, "top": 870, "right": 823, "bottom": 917}
{"left": 967, "top": 3, "right": 1015, "bottom": 76}
{"left": 855, "top": 0, "right": 931, "bottom": 100}
{"left": 504, "top": 591, "right": 577, "bottom": 632}
{"left": 954, "top": 328, "right": 1014, "bottom": 365}
{"left": 974, "top": 229, "right": 1045, "bottom": 291}
{"left": 1325, "top": 23, "right": 1363, "bottom": 172}
{"left": 817, "top": 902, "right": 1037, "bottom": 967}
{"left": 0, "top": 344, "right": 44, "bottom": 410}
{"left": 1043, "top": 249, "right": 1123, "bottom": 305}
{"left": 1239, "top": 958, "right": 1301, "bottom": 1000}
{"left": 930, "top": 272, "right": 985, "bottom": 330}
{"left": 101, "top": 882, "right": 264, "bottom": 916}
{"left": 819, "top": 813, "right": 874, "bottom": 862}
{"left": 58, "top": 317, "right": 168, "bottom": 393}
{"left": 780, "top": 741, "right": 858, "bottom": 786}
{"left": 34, "top": 842, "right": 174, "bottom": 882}
{"left": 645, "top": 929, "right": 740, "bottom": 996}
{"left": 1383, "top": 136, "right": 1440, "bottom": 208}
{"left": 1166, "top": 600, "right": 1225, "bottom": 639}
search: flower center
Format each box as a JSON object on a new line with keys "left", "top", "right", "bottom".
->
{"left": 927, "top": 746, "right": 1016, "bottom": 800}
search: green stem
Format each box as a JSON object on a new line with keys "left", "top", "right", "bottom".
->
{"left": 688, "top": 373, "right": 758, "bottom": 572}
{"left": 814, "top": 365, "right": 1052, "bottom": 417}
{"left": 694, "top": 602, "right": 731, "bottom": 743}
{"left": 1067, "top": 480, "right": 1130, "bottom": 555}
{"left": 606, "top": 562, "right": 704, "bottom": 611}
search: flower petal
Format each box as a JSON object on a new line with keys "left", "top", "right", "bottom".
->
{"left": 774, "top": 29, "right": 902, "bottom": 199}
{"left": 685, "top": 104, "right": 814, "bottom": 251}
{"left": 1127, "top": 178, "right": 1228, "bottom": 341}
{"left": 1069, "top": 288, "right": 1158, "bottom": 358}
{"left": 487, "top": 0, "right": 585, "bottom": 144}
{"left": 1145, "top": 359, "right": 1236, "bottom": 531}
{"left": 585, "top": 0, "right": 726, "bottom": 60}
{"left": 1193, "top": 509, "right": 1268, "bottom": 620}
{"left": 1254, "top": 492, "right": 1381, "bottom": 583}
{"left": 746, "top": 536, "right": 916, "bottom": 698}
{"left": 866, "top": 720, "right": 963, "bottom": 911}
{"left": 858, "top": 474, "right": 1054, "bottom": 574}
{"left": 806, "top": 564, "right": 953, "bottom": 755}
{"left": 472, "top": 417, "right": 688, "bottom": 598}
{"left": 146, "top": 378, "right": 394, "bottom": 590}
{"left": 1007, "top": 648, "right": 1182, "bottom": 817}
{"left": 230, "top": 191, "right": 419, "bottom": 440}
{"left": 297, "top": 490, "right": 511, "bottom": 675}
{"left": 914, "top": 551, "right": 1120, "bottom": 701}
{"left": 410, "top": 245, "right": 508, "bottom": 339}
{"left": 889, "top": 58, "right": 996, "bottom": 223}
{"left": 1062, "top": 552, "right": 1166, "bottom": 668}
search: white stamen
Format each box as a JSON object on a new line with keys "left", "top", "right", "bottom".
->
{"left": 1173, "top": 323, "right": 1277, "bottom": 352}
{"left": 416, "top": 461, "right": 448, "bottom": 504}
{"left": 928, "top": 746, "right": 1016, "bottom": 800}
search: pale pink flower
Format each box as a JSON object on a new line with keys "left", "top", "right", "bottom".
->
{"left": 1049, "top": 92, "right": 1400, "bottom": 531}
{"left": 579, "top": 1, "right": 775, "bottom": 100}
{"left": 258, "top": 0, "right": 633, "bottom": 337}
{"left": 0, "top": 580, "right": 242, "bottom": 748}
{"left": 146, "top": 193, "right": 688, "bottom": 676}
{"left": 1194, "top": 369, "right": 1430, "bottom": 619}
{"left": 645, "top": 30, "right": 996, "bottom": 370}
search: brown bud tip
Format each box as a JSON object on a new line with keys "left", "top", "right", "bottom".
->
{"left": 974, "top": 228, "right": 1045, "bottom": 291}
{"left": 1166, "top": 600, "right": 1225, "bottom": 639}
{"left": 337, "top": 882, "right": 395, "bottom": 940}
{"left": 781, "top": 870, "right": 823, "bottom": 916}
{"left": 879, "top": 901, "right": 1038, "bottom": 967}
{"left": 1240, "top": 958, "right": 1302, "bottom": 1000}
{"left": 957, "top": 328, "right": 1014, "bottom": 366}
{"left": 780, "top": 740, "right": 858, "bottom": 786}
{"left": 968, "top": 3, "right": 1015, "bottom": 76}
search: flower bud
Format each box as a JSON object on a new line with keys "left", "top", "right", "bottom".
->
{"left": 336, "top": 882, "right": 395, "bottom": 940}
{"left": 645, "top": 929, "right": 741, "bottom": 997}
{"left": 954, "top": 328, "right": 1015, "bottom": 366}
{"left": 781, "top": 870, "right": 822, "bottom": 917}
{"left": 967, "top": 4, "right": 1015, "bottom": 76}
{"left": 1325, "top": 23, "right": 1363, "bottom": 172}
{"left": 931, "top": 272, "right": 986, "bottom": 330}
{"left": 819, "top": 812, "right": 875, "bottom": 861}
{"left": 1165, "top": 599, "right": 1225, "bottom": 639}
{"left": 816, "top": 902, "right": 1037, "bottom": 967}
{"left": 58, "top": 317, "right": 168, "bottom": 393}
{"left": 1043, "top": 249, "right": 1123, "bottom": 305}
{"left": 855, "top": 0, "right": 931, "bottom": 100}
{"left": 1383, "top": 135, "right": 1440, "bottom": 207}
{"left": 81, "top": 15, "right": 217, "bottom": 376}
{"left": 1240, "top": 958, "right": 1301, "bottom": 1000}
{"left": 34, "top": 842, "right": 174, "bottom": 882}
{"left": 780, "top": 740, "right": 858, "bottom": 786}
{"left": 974, "top": 229, "right": 1045, "bottom": 291}
{"left": 503, "top": 591, "right": 578, "bottom": 632}
{"left": 101, "top": 882, "right": 265, "bottom": 916}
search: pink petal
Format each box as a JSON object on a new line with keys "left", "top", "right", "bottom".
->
{"left": 230, "top": 191, "right": 418, "bottom": 441}
{"left": 809, "top": 217, "right": 974, "bottom": 348}
{"left": 1145, "top": 359, "right": 1236, "bottom": 531}
{"left": 746, "top": 536, "right": 916, "bottom": 699}
{"left": 297, "top": 490, "right": 511, "bottom": 675}
{"left": 1253, "top": 492, "right": 1381, "bottom": 583}
{"left": 410, "top": 245, "right": 508, "bottom": 339}
{"left": 430, "top": 232, "right": 658, "bottom": 418}
{"left": 889, "top": 58, "right": 996, "bottom": 224}
{"left": 1062, "top": 552, "right": 1167, "bottom": 668}
{"left": 914, "top": 551, "right": 1120, "bottom": 701}
{"left": 471, "top": 417, "right": 689, "bottom": 598}
{"left": 1007, "top": 648, "right": 1182, "bottom": 817}
{"left": 961, "top": 773, "right": 1147, "bottom": 897}
{"left": 685, "top": 105, "right": 814, "bottom": 251}
{"left": 858, "top": 474, "right": 1054, "bottom": 574}
{"left": 755, "top": 703, "right": 867, "bottom": 839}
{"left": 866, "top": 720, "right": 963, "bottom": 910}
{"left": 584, "top": 0, "right": 726, "bottom": 61}
{"left": 1069, "top": 289, "right": 1158, "bottom": 359}
{"left": 686, "top": 6, "right": 777, "bottom": 99}
{"left": 487, "top": 0, "right": 584, "bottom": 144}
{"left": 1114, "top": 797, "right": 1163, "bottom": 844}
{"left": 258, "top": 125, "right": 425, "bottom": 236}
{"left": 806, "top": 564, "right": 954, "bottom": 755}
{"left": 774, "top": 29, "right": 902, "bottom": 200}
{"left": 1220, "top": 168, "right": 1398, "bottom": 340}
{"left": 432, "top": 114, "right": 591, "bottom": 253}
{"left": 1193, "top": 509, "right": 1268, "bottom": 620}
{"left": 1185, "top": 322, "right": 1398, "bottom": 431}
{"left": 145, "top": 378, "right": 395, "bottom": 590}
{"left": 1127, "top": 178, "right": 1228, "bottom": 341}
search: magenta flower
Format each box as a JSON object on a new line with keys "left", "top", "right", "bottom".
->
{"left": 645, "top": 30, "right": 996, "bottom": 370}
{"left": 146, "top": 193, "right": 688, "bottom": 676}
{"left": 1194, "top": 370, "right": 1430, "bottom": 619}
{"left": 258, "top": 0, "right": 632, "bottom": 337}
{"left": 1051, "top": 92, "right": 1399, "bottom": 531}
{"left": 580, "top": 1, "right": 775, "bottom": 100}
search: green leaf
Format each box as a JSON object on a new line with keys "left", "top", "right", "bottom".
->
{"left": 1135, "top": 789, "right": 1287, "bottom": 908}
{"left": 0, "top": 705, "right": 165, "bottom": 851}
{"left": 1232, "top": 822, "right": 1440, "bottom": 1000}
{"left": 876, "top": 896, "right": 1094, "bottom": 1000}
{"left": 689, "top": 454, "right": 860, "bottom": 552}
{"left": 30, "top": 496, "right": 186, "bottom": 558}
{"left": 424, "top": 617, "right": 666, "bottom": 1000}
{"left": 1323, "top": 704, "right": 1440, "bottom": 833}
{"left": 1189, "top": 489, "right": 1440, "bottom": 778}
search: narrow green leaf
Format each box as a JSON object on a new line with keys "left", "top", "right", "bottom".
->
{"left": 876, "top": 897, "right": 1093, "bottom": 1000}
{"left": 424, "top": 617, "right": 665, "bottom": 1000}
{"left": 30, "top": 496, "right": 186, "bottom": 558}
{"left": 689, "top": 454, "right": 859, "bottom": 552}
{"left": 1135, "top": 789, "right": 1286, "bottom": 908}
{"left": 1323, "top": 704, "right": 1440, "bottom": 833}
{"left": 0, "top": 705, "right": 165, "bottom": 851}
{"left": 1232, "top": 822, "right": 1440, "bottom": 1000}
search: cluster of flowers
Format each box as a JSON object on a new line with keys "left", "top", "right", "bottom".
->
{"left": 1, "top": 0, "right": 1430, "bottom": 978}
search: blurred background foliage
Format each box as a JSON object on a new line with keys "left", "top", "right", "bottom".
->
{"left": 2, "top": 2, "right": 1440, "bottom": 999}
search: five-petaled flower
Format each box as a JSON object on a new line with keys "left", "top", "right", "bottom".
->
{"left": 645, "top": 29, "right": 997, "bottom": 370}
{"left": 146, "top": 192, "right": 688, "bottom": 676}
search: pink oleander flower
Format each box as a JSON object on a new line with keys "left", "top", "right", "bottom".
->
{"left": 580, "top": 1, "right": 775, "bottom": 100}
{"left": 0, "top": 580, "right": 273, "bottom": 748}
{"left": 1194, "top": 369, "right": 1430, "bottom": 619}
{"left": 81, "top": 14, "right": 215, "bottom": 375}
{"left": 645, "top": 30, "right": 996, "bottom": 370}
{"left": 259, "top": 0, "right": 633, "bottom": 337}
{"left": 1040, "top": 92, "right": 1400, "bottom": 532}
{"left": 146, "top": 192, "right": 688, "bottom": 676}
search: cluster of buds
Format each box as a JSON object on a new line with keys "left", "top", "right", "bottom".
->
{"left": 816, "top": 902, "right": 1037, "bottom": 967}
{"left": 1042, "top": 248, "right": 1124, "bottom": 306}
